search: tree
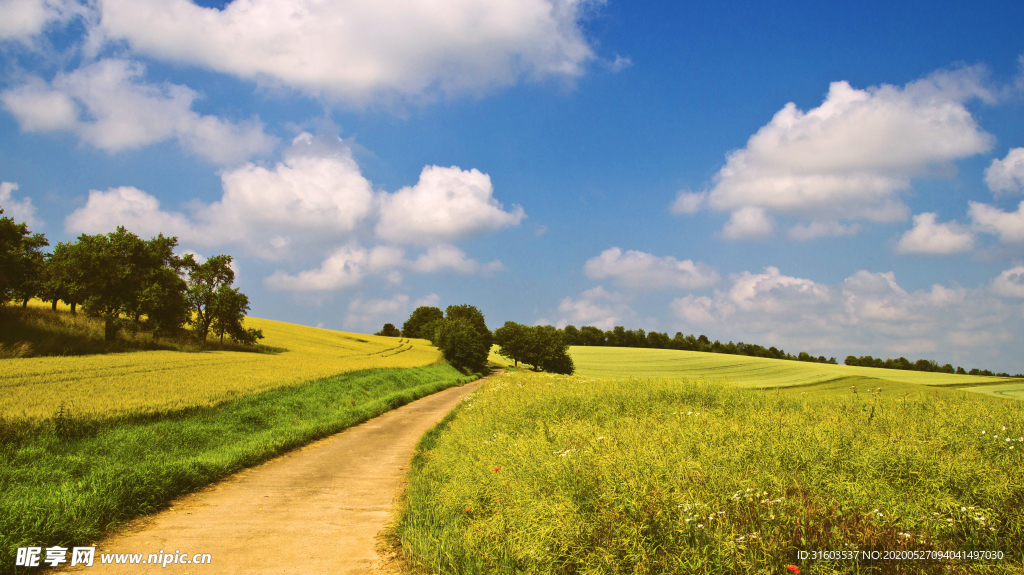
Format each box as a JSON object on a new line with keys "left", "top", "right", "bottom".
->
{"left": 562, "top": 325, "right": 580, "bottom": 346}
{"left": 521, "top": 325, "right": 574, "bottom": 374}
{"left": 184, "top": 254, "right": 235, "bottom": 342}
{"left": 435, "top": 316, "right": 489, "bottom": 372}
{"left": 0, "top": 207, "right": 48, "bottom": 306}
{"left": 40, "top": 241, "right": 89, "bottom": 313}
{"left": 210, "top": 286, "right": 250, "bottom": 344}
{"left": 375, "top": 323, "right": 401, "bottom": 337}
{"left": 444, "top": 304, "right": 492, "bottom": 349}
{"left": 494, "top": 321, "right": 529, "bottom": 367}
{"left": 402, "top": 306, "right": 444, "bottom": 340}
{"left": 76, "top": 228, "right": 183, "bottom": 340}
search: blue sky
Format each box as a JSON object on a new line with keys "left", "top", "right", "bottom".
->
{"left": 3, "top": 0, "right": 1024, "bottom": 371}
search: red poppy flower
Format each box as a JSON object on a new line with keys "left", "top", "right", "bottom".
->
{"left": 466, "top": 508, "right": 472, "bottom": 513}
{"left": 786, "top": 566, "right": 800, "bottom": 574}
{"left": 494, "top": 466, "right": 501, "bottom": 471}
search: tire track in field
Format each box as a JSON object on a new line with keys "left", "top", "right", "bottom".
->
{"left": 60, "top": 371, "right": 500, "bottom": 575}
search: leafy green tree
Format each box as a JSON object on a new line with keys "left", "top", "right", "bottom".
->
{"left": 184, "top": 254, "right": 235, "bottom": 342}
{"left": 435, "top": 316, "right": 489, "bottom": 372}
{"left": 521, "top": 325, "right": 574, "bottom": 374}
{"left": 402, "top": 306, "right": 444, "bottom": 340}
{"left": 578, "top": 326, "right": 605, "bottom": 346}
{"left": 210, "top": 286, "right": 250, "bottom": 344}
{"left": 444, "top": 304, "right": 492, "bottom": 349}
{"left": 0, "top": 207, "right": 48, "bottom": 306}
{"left": 375, "top": 323, "right": 401, "bottom": 337}
{"left": 40, "top": 241, "right": 89, "bottom": 313}
{"left": 562, "top": 325, "right": 580, "bottom": 346}
{"left": 76, "top": 227, "right": 182, "bottom": 340}
{"left": 494, "top": 321, "right": 529, "bottom": 367}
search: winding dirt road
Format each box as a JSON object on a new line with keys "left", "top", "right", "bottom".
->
{"left": 61, "top": 373, "right": 494, "bottom": 574}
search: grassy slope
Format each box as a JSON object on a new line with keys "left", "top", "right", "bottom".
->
{"left": 2, "top": 308, "right": 440, "bottom": 418}
{"left": 1, "top": 365, "right": 477, "bottom": 575}
{"left": 569, "top": 346, "right": 1024, "bottom": 397}
{"left": 394, "top": 371, "right": 1024, "bottom": 575}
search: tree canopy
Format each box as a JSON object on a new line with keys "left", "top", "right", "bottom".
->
{"left": 401, "top": 306, "right": 444, "bottom": 340}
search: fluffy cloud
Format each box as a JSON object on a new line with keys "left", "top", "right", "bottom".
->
{"left": 0, "top": 0, "right": 86, "bottom": 41}
{"left": 968, "top": 200, "right": 1024, "bottom": 243}
{"left": 264, "top": 244, "right": 402, "bottom": 291}
{"left": 676, "top": 68, "right": 995, "bottom": 239}
{"left": 991, "top": 266, "right": 1024, "bottom": 299}
{"left": 583, "top": 247, "right": 719, "bottom": 289}
{"left": 895, "top": 212, "right": 974, "bottom": 255}
{"left": 376, "top": 165, "right": 525, "bottom": 244}
{"left": 344, "top": 294, "right": 410, "bottom": 329}
{"left": 787, "top": 220, "right": 860, "bottom": 241}
{"left": 721, "top": 206, "right": 774, "bottom": 239}
{"left": 265, "top": 243, "right": 500, "bottom": 292}
{"left": 556, "top": 286, "right": 633, "bottom": 330}
{"left": 0, "top": 59, "right": 275, "bottom": 164}
{"left": 95, "top": 0, "right": 597, "bottom": 103}
{"left": 0, "top": 182, "right": 41, "bottom": 227}
{"left": 985, "top": 148, "right": 1024, "bottom": 195}
{"left": 64, "top": 132, "right": 376, "bottom": 257}
{"left": 667, "top": 267, "right": 1021, "bottom": 368}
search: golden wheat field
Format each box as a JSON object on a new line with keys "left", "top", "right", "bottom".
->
{"left": 568, "top": 346, "right": 1021, "bottom": 392}
{"left": 1, "top": 315, "right": 441, "bottom": 419}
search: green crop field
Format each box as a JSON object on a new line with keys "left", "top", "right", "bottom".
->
{"left": 568, "top": 346, "right": 1021, "bottom": 396}
{"left": 393, "top": 370, "right": 1024, "bottom": 575}
{"left": 1, "top": 314, "right": 441, "bottom": 419}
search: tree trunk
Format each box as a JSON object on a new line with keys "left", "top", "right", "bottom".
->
{"left": 51, "top": 299, "right": 58, "bottom": 311}
{"left": 22, "top": 297, "right": 28, "bottom": 308}
{"left": 70, "top": 301, "right": 77, "bottom": 315}
{"left": 104, "top": 316, "right": 119, "bottom": 341}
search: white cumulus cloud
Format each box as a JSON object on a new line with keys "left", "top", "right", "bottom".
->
{"left": 991, "top": 266, "right": 1024, "bottom": 299}
{"left": 95, "top": 0, "right": 598, "bottom": 103}
{"left": 666, "top": 267, "right": 1022, "bottom": 370}
{"left": 0, "top": 181, "right": 41, "bottom": 227}
{"left": 376, "top": 165, "right": 525, "bottom": 244}
{"left": 985, "top": 148, "right": 1024, "bottom": 195}
{"left": 556, "top": 286, "right": 633, "bottom": 330}
{"left": 265, "top": 242, "right": 500, "bottom": 292}
{"left": 344, "top": 294, "right": 411, "bottom": 330}
{"left": 583, "top": 247, "right": 720, "bottom": 289}
{"left": 968, "top": 200, "right": 1024, "bottom": 243}
{"left": 0, "top": 0, "right": 87, "bottom": 41}
{"left": 0, "top": 59, "right": 276, "bottom": 164}
{"left": 895, "top": 212, "right": 974, "bottom": 255}
{"left": 64, "top": 132, "right": 376, "bottom": 257}
{"left": 681, "top": 68, "right": 995, "bottom": 239}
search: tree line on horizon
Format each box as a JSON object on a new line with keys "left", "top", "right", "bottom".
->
{"left": 843, "top": 354, "right": 1020, "bottom": 378}
{"left": 0, "top": 207, "right": 260, "bottom": 345}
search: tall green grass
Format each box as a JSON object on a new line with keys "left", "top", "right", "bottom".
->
{"left": 0, "top": 365, "right": 477, "bottom": 575}
{"left": 393, "top": 372, "right": 1024, "bottom": 574}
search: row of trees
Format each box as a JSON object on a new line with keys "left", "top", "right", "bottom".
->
{"left": 844, "top": 355, "right": 1020, "bottom": 378}
{"left": 559, "top": 324, "right": 838, "bottom": 365}
{"left": 1, "top": 206, "right": 260, "bottom": 344}
{"left": 391, "top": 306, "right": 576, "bottom": 374}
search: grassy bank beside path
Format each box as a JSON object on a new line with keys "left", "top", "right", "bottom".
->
{"left": 394, "top": 371, "right": 1024, "bottom": 574}
{"left": 0, "top": 364, "right": 477, "bottom": 574}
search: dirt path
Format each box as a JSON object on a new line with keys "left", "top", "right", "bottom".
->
{"left": 61, "top": 372, "right": 497, "bottom": 574}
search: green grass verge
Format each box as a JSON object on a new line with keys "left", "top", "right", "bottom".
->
{"left": 392, "top": 371, "right": 1024, "bottom": 574}
{"left": 0, "top": 364, "right": 477, "bottom": 574}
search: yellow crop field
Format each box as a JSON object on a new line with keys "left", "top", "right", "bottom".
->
{"left": 569, "top": 346, "right": 1021, "bottom": 392}
{"left": 1, "top": 316, "right": 442, "bottom": 419}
